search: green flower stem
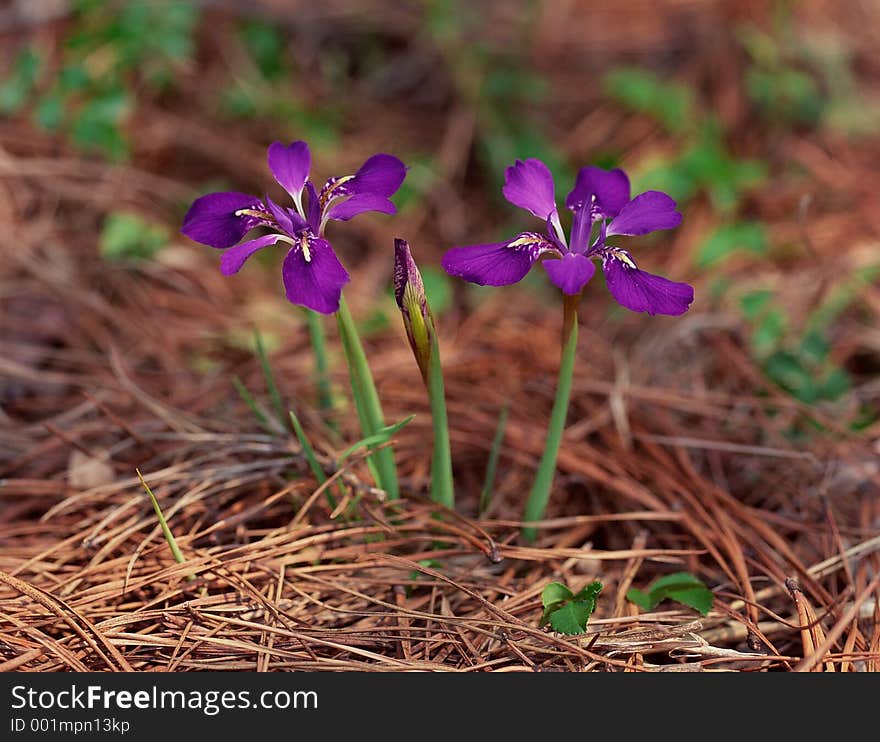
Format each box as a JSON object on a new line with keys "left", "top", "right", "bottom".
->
{"left": 303, "top": 308, "right": 335, "bottom": 423}
{"left": 522, "top": 294, "right": 580, "bottom": 544}
{"left": 336, "top": 295, "right": 400, "bottom": 500}
{"left": 427, "top": 332, "right": 454, "bottom": 508}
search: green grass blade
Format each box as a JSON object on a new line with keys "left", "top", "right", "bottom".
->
{"left": 288, "top": 409, "right": 336, "bottom": 510}
{"left": 288, "top": 410, "right": 327, "bottom": 485}
{"left": 232, "top": 375, "right": 281, "bottom": 435}
{"left": 336, "top": 296, "right": 400, "bottom": 499}
{"left": 337, "top": 415, "right": 415, "bottom": 463}
{"left": 254, "top": 328, "right": 287, "bottom": 430}
{"left": 136, "top": 468, "right": 194, "bottom": 581}
{"left": 479, "top": 401, "right": 509, "bottom": 515}
{"left": 522, "top": 297, "right": 579, "bottom": 543}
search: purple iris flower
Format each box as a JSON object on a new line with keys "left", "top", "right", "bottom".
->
{"left": 181, "top": 141, "right": 407, "bottom": 314}
{"left": 442, "top": 159, "right": 694, "bottom": 316}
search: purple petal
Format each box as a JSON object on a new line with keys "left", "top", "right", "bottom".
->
{"left": 544, "top": 252, "right": 596, "bottom": 296}
{"left": 568, "top": 206, "right": 594, "bottom": 255}
{"left": 268, "top": 141, "right": 310, "bottom": 199}
{"left": 502, "top": 158, "right": 557, "bottom": 220}
{"left": 305, "top": 181, "right": 322, "bottom": 233}
{"left": 607, "top": 191, "right": 682, "bottom": 237}
{"left": 281, "top": 236, "right": 350, "bottom": 314}
{"left": 393, "top": 238, "right": 425, "bottom": 309}
{"left": 181, "top": 191, "right": 264, "bottom": 248}
{"left": 347, "top": 154, "right": 407, "bottom": 198}
{"left": 326, "top": 193, "right": 397, "bottom": 222}
{"left": 264, "top": 195, "right": 307, "bottom": 236}
{"left": 602, "top": 255, "right": 694, "bottom": 316}
{"left": 220, "top": 234, "right": 284, "bottom": 275}
{"left": 441, "top": 232, "right": 558, "bottom": 287}
{"left": 565, "top": 166, "right": 630, "bottom": 219}
{"left": 565, "top": 167, "right": 631, "bottom": 253}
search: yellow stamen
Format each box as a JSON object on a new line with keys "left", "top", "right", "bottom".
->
{"left": 608, "top": 248, "right": 637, "bottom": 269}
{"left": 507, "top": 235, "right": 537, "bottom": 248}
{"left": 234, "top": 208, "right": 267, "bottom": 219}
{"left": 319, "top": 175, "right": 355, "bottom": 208}
{"left": 301, "top": 234, "right": 311, "bottom": 263}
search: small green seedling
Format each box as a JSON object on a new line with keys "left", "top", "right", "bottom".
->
{"left": 627, "top": 572, "right": 713, "bottom": 616}
{"left": 540, "top": 581, "right": 603, "bottom": 635}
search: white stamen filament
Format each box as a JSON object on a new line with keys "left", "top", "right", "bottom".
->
{"left": 550, "top": 212, "right": 567, "bottom": 248}
{"left": 292, "top": 181, "right": 306, "bottom": 220}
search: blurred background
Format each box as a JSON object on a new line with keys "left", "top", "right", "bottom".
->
{"left": 3, "top": 0, "right": 880, "bottom": 673}
{"left": 2, "top": 0, "right": 879, "bottom": 506}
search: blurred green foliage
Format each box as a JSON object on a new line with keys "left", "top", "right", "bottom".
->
{"left": 100, "top": 211, "right": 168, "bottom": 261}
{"left": 1, "top": 0, "right": 199, "bottom": 160}
{"left": 0, "top": 48, "right": 42, "bottom": 115}
{"left": 605, "top": 67, "right": 767, "bottom": 213}
{"left": 239, "top": 19, "right": 287, "bottom": 83}
{"left": 739, "top": 26, "right": 823, "bottom": 127}
{"left": 738, "top": 262, "right": 879, "bottom": 407}
{"left": 634, "top": 125, "right": 767, "bottom": 214}
{"left": 603, "top": 67, "right": 695, "bottom": 134}
{"left": 601, "top": 49, "right": 875, "bottom": 419}
{"left": 696, "top": 221, "right": 768, "bottom": 268}
{"left": 739, "top": 20, "right": 880, "bottom": 135}
{"left": 425, "top": 0, "right": 571, "bottom": 201}
{"left": 218, "top": 19, "right": 342, "bottom": 148}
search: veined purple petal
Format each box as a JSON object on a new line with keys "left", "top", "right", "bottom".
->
{"left": 347, "top": 153, "right": 407, "bottom": 198}
{"left": 569, "top": 206, "right": 594, "bottom": 255}
{"left": 393, "top": 238, "right": 425, "bottom": 309}
{"left": 326, "top": 193, "right": 397, "bottom": 222}
{"left": 502, "top": 158, "right": 557, "bottom": 220}
{"left": 566, "top": 167, "right": 631, "bottom": 253}
{"left": 305, "top": 181, "right": 322, "bottom": 234}
{"left": 268, "top": 141, "right": 310, "bottom": 200}
{"left": 181, "top": 191, "right": 264, "bottom": 248}
{"left": 264, "top": 195, "right": 307, "bottom": 236}
{"left": 607, "top": 191, "right": 682, "bottom": 237}
{"left": 602, "top": 254, "right": 694, "bottom": 316}
{"left": 281, "top": 236, "right": 350, "bottom": 314}
{"left": 220, "top": 234, "right": 285, "bottom": 275}
{"left": 544, "top": 252, "right": 596, "bottom": 296}
{"left": 566, "top": 166, "right": 630, "bottom": 219}
{"left": 441, "top": 232, "right": 558, "bottom": 287}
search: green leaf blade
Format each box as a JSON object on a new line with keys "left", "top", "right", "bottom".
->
{"left": 542, "top": 582, "right": 574, "bottom": 609}
{"left": 627, "top": 572, "right": 713, "bottom": 616}
{"left": 541, "top": 581, "right": 602, "bottom": 633}
{"left": 548, "top": 600, "right": 593, "bottom": 635}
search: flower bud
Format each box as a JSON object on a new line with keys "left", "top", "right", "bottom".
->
{"left": 393, "top": 238, "right": 434, "bottom": 385}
